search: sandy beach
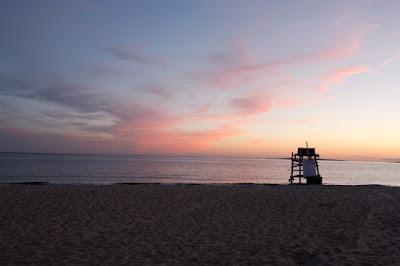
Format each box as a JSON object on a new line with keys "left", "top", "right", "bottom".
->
{"left": 0, "top": 184, "right": 399, "bottom": 265}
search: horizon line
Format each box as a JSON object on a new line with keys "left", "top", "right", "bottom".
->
{"left": 1, "top": 151, "right": 398, "bottom": 164}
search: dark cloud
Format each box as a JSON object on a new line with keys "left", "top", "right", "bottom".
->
{"left": 0, "top": 72, "right": 36, "bottom": 97}
{"left": 0, "top": 73, "right": 109, "bottom": 112}
{"left": 0, "top": 72, "right": 179, "bottom": 144}
{"left": 0, "top": 127, "right": 130, "bottom": 154}
{"left": 141, "top": 84, "right": 174, "bottom": 98}
{"left": 207, "top": 43, "right": 251, "bottom": 67}
{"left": 0, "top": 73, "right": 174, "bottom": 124}
{"left": 110, "top": 46, "right": 165, "bottom": 66}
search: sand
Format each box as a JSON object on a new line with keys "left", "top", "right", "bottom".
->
{"left": 0, "top": 184, "right": 399, "bottom": 265}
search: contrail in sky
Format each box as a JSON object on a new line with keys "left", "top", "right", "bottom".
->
{"left": 382, "top": 51, "right": 400, "bottom": 67}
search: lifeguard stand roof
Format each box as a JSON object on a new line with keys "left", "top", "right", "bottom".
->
{"left": 297, "top": 148, "right": 316, "bottom": 156}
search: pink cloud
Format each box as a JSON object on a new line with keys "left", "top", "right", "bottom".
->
{"left": 186, "top": 29, "right": 371, "bottom": 138}
{"left": 326, "top": 66, "right": 370, "bottom": 82}
{"left": 131, "top": 125, "right": 241, "bottom": 153}
{"left": 189, "top": 95, "right": 273, "bottom": 123}
{"left": 0, "top": 107, "right": 243, "bottom": 154}
{"left": 295, "top": 33, "right": 364, "bottom": 63}
{"left": 112, "top": 104, "right": 182, "bottom": 138}
{"left": 317, "top": 66, "right": 370, "bottom": 92}
{"left": 276, "top": 97, "right": 302, "bottom": 108}
{"left": 193, "top": 25, "right": 370, "bottom": 92}
{"left": 230, "top": 96, "right": 272, "bottom": 116}
{"left": 107, "top": 101, "right": 247, "bottom": 153}
{"left": 315, "top": 86, "right": 329, "bottom": 93}
{"left": 209, "top": 39, "right": 364, "bottom": 88}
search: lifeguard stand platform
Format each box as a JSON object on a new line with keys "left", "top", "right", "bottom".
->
{"left": 289, "top": 145, "right": 322, "bottom": 184}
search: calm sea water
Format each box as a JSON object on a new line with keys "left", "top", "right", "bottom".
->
{"left": 0, "top": 153, "right": 399, "bottom": 186}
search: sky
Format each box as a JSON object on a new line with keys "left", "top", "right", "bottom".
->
{"left": 1, "top": 0, "right": 400, "bottom": 161}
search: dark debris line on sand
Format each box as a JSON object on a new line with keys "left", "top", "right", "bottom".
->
{"left": 0, "top": 184, "right": 399, "bottom": 265}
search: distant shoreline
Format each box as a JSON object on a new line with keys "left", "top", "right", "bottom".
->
{"left": 268, "top": 157, "right": 346, "bottom": 161}
{"left": 2, "top": 151, "right": 398, "bottom": 163}
{"left": 1, "top": 151, "right": 281, "bottom": 160}
{"left": 0, "top": 151, "right": 359, "bottom": 162}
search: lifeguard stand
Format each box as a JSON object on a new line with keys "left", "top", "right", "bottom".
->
{"left": 289, "top": 145, "right": 322, "bottom": 184}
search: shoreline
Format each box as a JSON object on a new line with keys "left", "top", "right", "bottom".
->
{"left": 1, "top": 181, "right": 399, "bottom": 187}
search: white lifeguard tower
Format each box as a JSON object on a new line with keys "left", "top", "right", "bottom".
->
{"left": 289, "top": 143, "right": 322, "bottom": 184}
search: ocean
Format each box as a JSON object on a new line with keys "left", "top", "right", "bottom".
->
{"left": 0, "top": 153, "right": 399, "bottom": 186}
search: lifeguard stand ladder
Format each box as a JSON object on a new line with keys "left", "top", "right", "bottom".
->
{"left": 289, "top": 145, "right": 322, "bottom": 184}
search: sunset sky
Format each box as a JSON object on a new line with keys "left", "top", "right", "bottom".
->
{"left": 1, "top": 1, "right": 400, "bottom": 160}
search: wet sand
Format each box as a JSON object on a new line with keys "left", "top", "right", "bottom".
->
{"left": 0, "top": 184, "right": 399, "bottom": 265}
